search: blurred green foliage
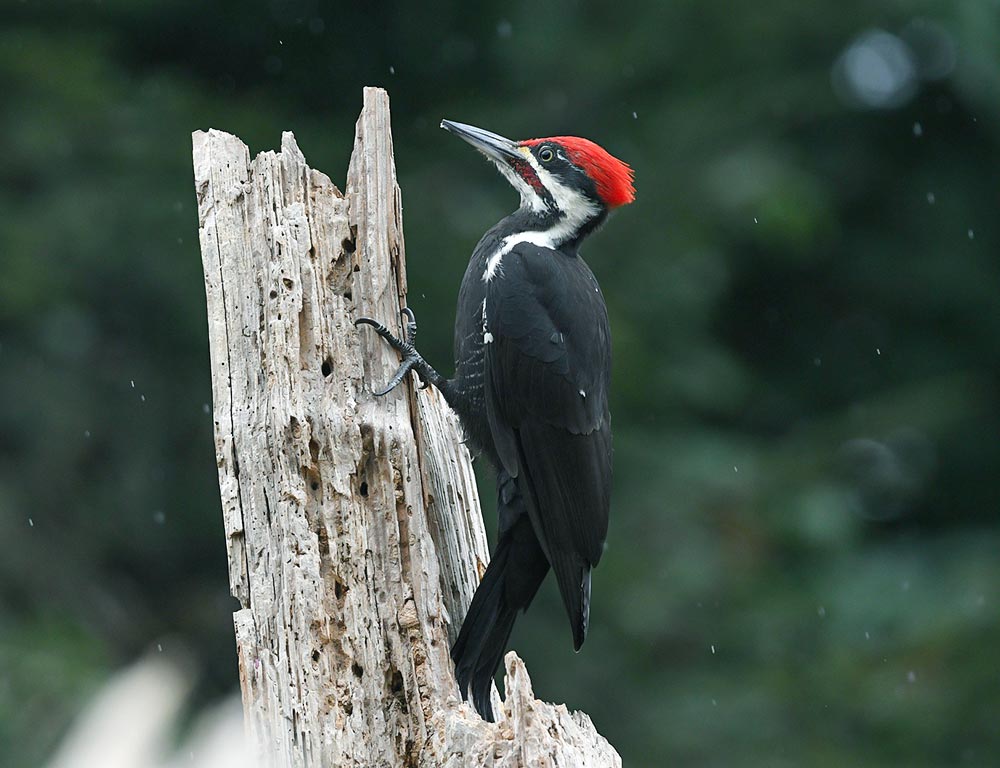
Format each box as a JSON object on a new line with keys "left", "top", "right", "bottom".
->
{"left": 1, "top": 1, "right": 998, "bottom": 765}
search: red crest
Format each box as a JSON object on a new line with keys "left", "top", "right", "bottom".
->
{"left": 522, "top": 136, "right": 635, "bottom": 208}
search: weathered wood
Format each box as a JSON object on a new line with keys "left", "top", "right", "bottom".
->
{"left": 193, "top": 86, "right": 620, "bottom": 768}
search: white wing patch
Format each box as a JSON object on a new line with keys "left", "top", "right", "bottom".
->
{"left": 481, "top": 297, "right": 492, "bottom": 343}
{"left": 484, "top": 250, "right": 504, "bottom": 281}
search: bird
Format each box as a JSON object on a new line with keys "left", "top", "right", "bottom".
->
{"left": 355, "top": 119, "right": 634, "bottom": 722}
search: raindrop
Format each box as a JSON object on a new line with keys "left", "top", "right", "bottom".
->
{"left": 865, "top": 630, "right": 871, "bottom": 640}
{"left": 926, "top": 192, "right": 935, "bottom": 204}
{"left": 967, "top": 228, "right": 975, "bottom": 240}
{"left": 28, "top": 518, "right": 34, "bottom": 527}
{"left": 140, "top": 394, "right": 146, "bottom": 402}
{"left": 202, "top": 403, "right": 211, "bottom": 414}
{"left": 389, "top": 65, "right": 395, "bottom": 75}
{"left": 711, "top": 698, "right": 718, "bottom": 706}
{"left": 131, "top": 379, "right": 135, "bottom": 388}
{"left": 813, "top": 357, "right": 822, "bottom": 367}
{"left": 84, "top": 430, "right": 91, "bottom": 438}
{"left": 158, "top": 643, "right": 163, "bottom": 652}
{"left": 496, "top": 19, "right": 512, "bottom": 38}
{"left": 912, "top": 121, "right": 923, "bottom": 137}
{"left": 733, "top": 466, "right": 738, "bottom": 473}
{"left": 753, "top": 216, "right": 758, "bottom": 224}
{"left": 907, "top": 670, "right": 917, "bottom": 683}
{"left": 876, "top": 348, "right": 881, "bottom": 356}
{"left": 817, "top": 605, "right": 826, "bottom": 618}
{"left": 901, "top": 579, "right": 910, "bottom": 591}
{"left": 710, "top": 644, "right": 716, "bottom": 654}
{"left": 153, "top": 510, "right": 166, "bottom": 525}
{"left": 632, "top": 111, "right": 638, "bottom": 119}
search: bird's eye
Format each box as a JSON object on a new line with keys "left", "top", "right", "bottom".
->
{"left": 539, "top": 147, "right": 555, "bottom": 163}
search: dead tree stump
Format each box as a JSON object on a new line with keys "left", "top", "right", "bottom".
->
{"left": 192, "top": 86, "right": 621, "bottom": 768}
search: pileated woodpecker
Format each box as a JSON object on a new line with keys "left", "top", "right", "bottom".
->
{"left": 356, "top": 120, "right": 634, "bottom": 721}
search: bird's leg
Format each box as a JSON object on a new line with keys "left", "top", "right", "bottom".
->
{"left": 354, "top": 307, "right": 445, "bottom": 396}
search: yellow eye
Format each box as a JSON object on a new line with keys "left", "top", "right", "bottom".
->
{"left": 539, "top": 147, "right": 554, "bottom": 162}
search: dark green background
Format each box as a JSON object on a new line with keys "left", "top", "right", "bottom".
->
{"left": 2, "top": 1, "right": 998, "bottom": 765}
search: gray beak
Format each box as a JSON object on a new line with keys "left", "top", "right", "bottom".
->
{"left": 440, "top": 120, "right": 522, "bottom": 163}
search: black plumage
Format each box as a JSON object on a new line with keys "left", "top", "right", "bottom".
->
{"left": 356, "top": 120, "right": 633, "bottom": 721}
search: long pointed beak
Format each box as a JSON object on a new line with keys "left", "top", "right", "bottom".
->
{"left": 440, "top": 120, "right": 522, "bottom": 163}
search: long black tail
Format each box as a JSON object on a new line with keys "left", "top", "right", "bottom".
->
{"left": 451, "top": 480, "right": 549, "bottom": 721}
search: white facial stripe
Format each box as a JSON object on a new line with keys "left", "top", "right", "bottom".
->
{"left": 481, "top": 147, "right": 602, "bottom": 283}
{"left": 523, "top": 151, "right": 601, "bottom": 239}
{"left": 494, "top": 155, "right": 546, "bottom": 213}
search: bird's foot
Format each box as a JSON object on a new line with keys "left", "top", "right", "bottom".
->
{"left": 354, "top": 307, "right": 441, "bottom": 396}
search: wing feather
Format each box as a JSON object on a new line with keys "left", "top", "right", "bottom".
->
{"left": 483, "top": 242, "right": 612, "bottom": 647}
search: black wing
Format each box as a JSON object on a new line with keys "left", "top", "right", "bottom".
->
{"left": 484, "top": 241, "right": 612, "bottom": 649}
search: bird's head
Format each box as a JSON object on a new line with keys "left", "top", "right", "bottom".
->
{"left": 441, "top": 119, "right": 634, "bottom": 245}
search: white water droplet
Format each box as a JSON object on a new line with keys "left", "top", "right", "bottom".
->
{"left": 158, "top": 643, "right": 163, "bottom": 652}
{"left": 817, "top": 605, "right": 826, "bottom": 618}
{"left": 733, "top": 465, "right": 738, "bottom": 473}
{"left": 389, "top": 65, "right": 395, "bottom": 75}
{"left": 907, "top": 670, "right": 917, "bottom": 683}
{"left": 926, "top": 192, "right": 935, "bottom": 204}
{"left": 912, "top": 121, "right": 923, "bottom": 137}
{"left": 753, "top": 216, "right": 758, "bottom": 224}
{"left": 967, "top": 228, "right": 975, "bottom": 240}
{"left": 632, "top": 111, "right": 638, "bottom": 119}
{"left": 710, "top": 644, "right": 716, "bottom": 654}
{"left": 865, "top": 630, "right": 871, "bottom": 640}
{"left": 131, "top": 379, "right": 135, "bottom": 388}
{"left": 28, "top": 518, "right": 34, "bottom": 527}
{"left": 876, "top": 348, "right": 881, "bottom": 356}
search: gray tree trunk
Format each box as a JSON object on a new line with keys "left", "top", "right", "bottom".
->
{"left": 192, "top": 86, "right": 621, "bottom": 768}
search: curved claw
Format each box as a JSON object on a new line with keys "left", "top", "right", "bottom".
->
{"left": 355, "top": 308, "right": 436, "bottom": 396}
{"left": 372, "top": 357, "right": 418, "bottom": 396}
{"left": 354, "top": 316, "right": 406, "bottom": 352}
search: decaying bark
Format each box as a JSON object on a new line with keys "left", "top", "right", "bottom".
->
{"left": 193, "top": 87, "right": 621, "bottom": 768}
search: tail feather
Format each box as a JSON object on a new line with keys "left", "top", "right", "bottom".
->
{"left": 451, "top": 513, "right": 548, "bottom": 722}
{"left": 550, "top": 551, "right": 592, "bottom": 651}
